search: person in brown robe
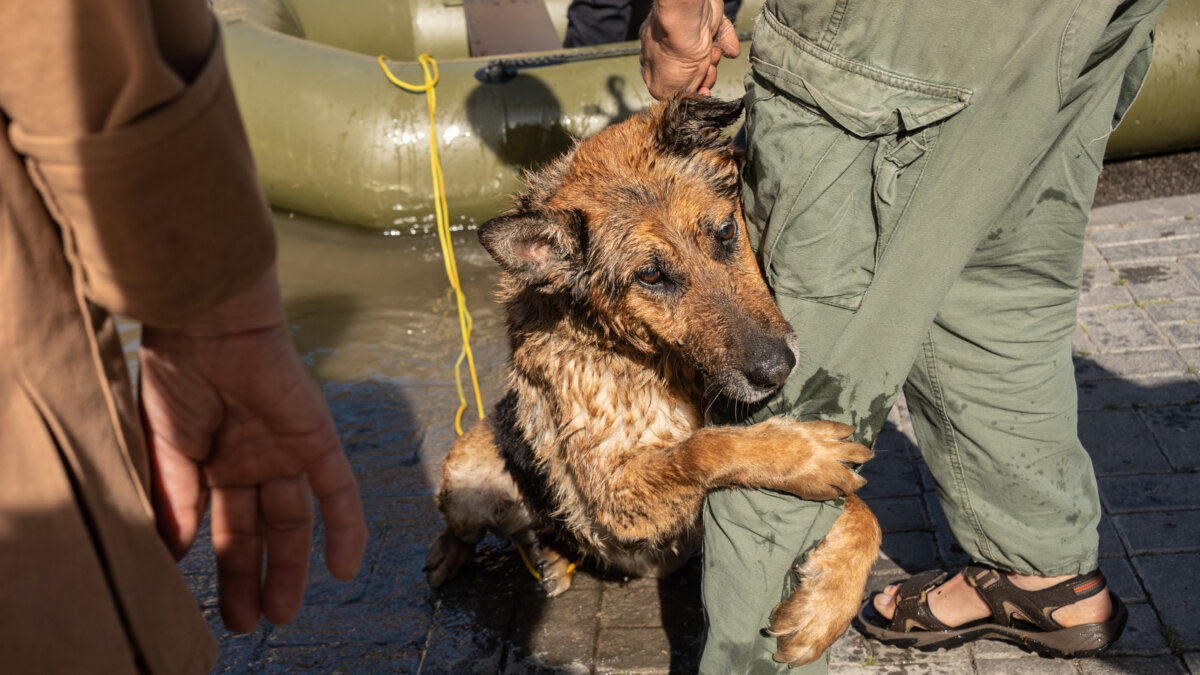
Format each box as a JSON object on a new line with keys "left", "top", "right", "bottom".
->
{"left": 0, "top": 1, "right": 368, "bottom": 672}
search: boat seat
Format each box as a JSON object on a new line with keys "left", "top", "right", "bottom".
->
{"left": 463, "top": 0, "right": 562, "bottom": 57}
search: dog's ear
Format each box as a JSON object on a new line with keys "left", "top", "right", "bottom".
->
{"left": 656, "top": 92, "right": 744, "bottom": 155}
{"left": 478, "top": 209, "right": 587, "bottom": 287}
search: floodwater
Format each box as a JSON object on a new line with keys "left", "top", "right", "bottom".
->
{"left": 273, "top": 211, "right": 509, "bottom": 482}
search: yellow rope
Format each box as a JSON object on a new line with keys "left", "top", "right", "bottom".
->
{"left": 378, "top": 54, "right": 484, "bottom": 435}
{"left": 379, "top": 55, "right": 577, "bottom": 583}
{"left": 513, "top": 541, "right": 582, "bottom": 581}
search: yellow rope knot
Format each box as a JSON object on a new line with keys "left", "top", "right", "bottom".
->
{"left": 378, "top": 53, "right": 484, "bottom": 435}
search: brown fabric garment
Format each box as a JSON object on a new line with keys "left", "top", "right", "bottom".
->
{"left": 0, "top": 1, "right": 276, "bottom": 672}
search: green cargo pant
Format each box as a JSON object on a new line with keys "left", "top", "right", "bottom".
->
{"left": 700, "top": 1, "right": 1168, "bottom": 672}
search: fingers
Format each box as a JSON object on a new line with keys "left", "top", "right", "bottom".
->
{"left": 212, "top": 486, "right": 264, "bottom": 633}
{"left": 260, "top": 477, "right": 314, "bottom": 625}
{"left": 306, "top": 441, "right": 368, "bottom": 580}
{"left": 149, "top": 438, "right": 208, "bottom": 560}
{"left": 716, "top": 17, "right": 740, "bottom": 58}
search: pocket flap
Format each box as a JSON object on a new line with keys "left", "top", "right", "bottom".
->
{"left": 751, "top": 9, "right": 972, "bottom": 138}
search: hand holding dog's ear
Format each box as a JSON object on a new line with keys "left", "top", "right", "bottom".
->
{"left": 639, "top": 0, "right": 740, "bottom": 99}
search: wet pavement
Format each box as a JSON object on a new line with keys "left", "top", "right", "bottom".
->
{"left": 171, "top": 182, "right": 1200, "bottom": 673}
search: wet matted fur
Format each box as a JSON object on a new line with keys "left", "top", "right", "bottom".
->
{"left": 425, "top": 92, "right": 881, "bottom": 666}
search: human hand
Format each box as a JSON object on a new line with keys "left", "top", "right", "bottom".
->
{"left": 140, "top": 266, "right": 367, "bottom": 632}
{"left": 639, "top": 0, "right": 740, "bottom": 99}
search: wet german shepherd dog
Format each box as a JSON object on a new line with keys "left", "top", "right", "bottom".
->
{"left": 426, "top": 92, "right": 881, "bottom": 665}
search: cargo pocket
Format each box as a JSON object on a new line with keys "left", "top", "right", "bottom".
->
{"left": 747, "top": 8, "right": 972, "bottom": 310}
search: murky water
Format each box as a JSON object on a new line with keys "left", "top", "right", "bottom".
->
{"left": 273, "top": 211, "right": 510, "bottom": 489}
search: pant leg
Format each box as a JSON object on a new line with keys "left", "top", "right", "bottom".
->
{"left": 903, "top": 1, "right": 1164, "bottom": 576}
{"left": 699, "top": 0, "right": 1167, "bottom": 670}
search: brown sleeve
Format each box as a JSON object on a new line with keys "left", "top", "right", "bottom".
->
{"left": 0, "top": 0, "right": 276, "bottom": 329}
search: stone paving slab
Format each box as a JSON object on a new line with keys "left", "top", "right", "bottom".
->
{"left": 1133, "top": 553, "right": 1200, "bottom": 651}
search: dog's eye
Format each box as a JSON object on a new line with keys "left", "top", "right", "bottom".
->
{"left": 636, "top": 266, "right": 664, "bottom": 286}
{"left": 716, "top": 218, "right": 736, "bottom": 242}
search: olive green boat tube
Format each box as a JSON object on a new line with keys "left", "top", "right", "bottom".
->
{"left": 218, "top": 0, "right": 1199, "bottom": 232}
{"left": 1105, "top": 0, "right": 1200, "bottom": 159}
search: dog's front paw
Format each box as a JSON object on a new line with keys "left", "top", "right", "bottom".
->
{"left": 425, "top": 529, "right": 475, "bottom": 588}
{"left": 769, "top": 418, "right": 871, "bottom": 500}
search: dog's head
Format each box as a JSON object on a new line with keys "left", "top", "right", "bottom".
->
{"left": 480, "top": 92, "right": 797, "bottom": 403}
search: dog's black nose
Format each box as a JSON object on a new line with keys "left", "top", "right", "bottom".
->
{"left": 745, "top": 339, "right": 797, "bottom": 390}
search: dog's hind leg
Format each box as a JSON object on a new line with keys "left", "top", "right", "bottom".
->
{"left": 509, "top": 527, "right": 580, "bottom": 598}
{"left": 427, "top": 420, "right": 526, "bottom": 588}
{"left": 766, "top": 494, "right": 882, "bottom": 666}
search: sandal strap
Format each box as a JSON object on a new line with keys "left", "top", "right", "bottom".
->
{"left": 887, "top": 569, "right": 955, "bottom": 632}
{"left": 962, "top": 565, "right": 1108, "bottom": 632}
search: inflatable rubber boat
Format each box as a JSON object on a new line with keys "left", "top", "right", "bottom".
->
{"left": 214, "top": 0, "right": 1199, "bottom": 232}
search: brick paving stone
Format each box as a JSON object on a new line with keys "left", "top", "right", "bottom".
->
{"left": 1084, "top": 241, "right": 1107, "bottom": 266}
{"left": 1090, "top": 219, "right": 1200, "bottom": 246}
{"left": 1078, "top": 306, "right": 1171, "bottom": 353}
{"left": 1181, "top": 348, "right": 1200, "bottom": 370}
{"left": 829, "top": 630, "right": 872, "bottom": 669}
{"left": 507, "top": 589, "right": 600, "bottom": 672}
{"left": 1076, "top": 350, "right": 1193, "bottom": 380}
{"left": 594, "top": 626, "right": 700, "bottom": 674}
{"left": 1089, "top": 210, "right": 1200, "bottom": 240}
{"left": 257, "top": 642, "right": 423, "bottom": 673}
{"left": 1076, "top": 324, "right": 1102, "bottom": 356}
{"left": 1114, "top": 512, "right": 1200, "bottom": 556}
{"left": 1183, "top": 257, "right": 1200, "bottom": 285}
{"left": 867, "top": 495, "right": 930, "bottom": 533}
{"left": 975, "top": 655, "right": 1077, "bottom": 674}
{"left": 1086, "top": 194, "right": 1200, "bottom": 228}
{"left": 1078, "top": 375, "right": 1200, "bottom": 411}
{"left": 1143, "top": 298, "right": 1200, "bottom": 323}
{"left": 1099, "top": 474, "right": 1200, "bottom": 513}
{"left": 204, "top": 610, "right": 267, "bottom": 673}
{"left": 1133, "top": 553, "right": 1200, "bottom": 650}
{"left": 1079, "top": 275, "right": 1136, "bottom": 309}
{"left": 1099, "top": 557, "right": 1147, "bottom": 603}
{"left": 1117, "top": 262, "right": 1200, "bottom": 302}
{"left": 922, "top": 492, "right": 974, "bottom": 567}
{"left": 866, "top": 641, "right": 974, "bottom": 672}
{"left": 874, "top": 426, "right": 920, "bottom": 457}
{"left": 1078, "top": 409, "right": 1171, "bottom": 475}
{"left": 1081, "top": 655, "right": 1188, "bottom": 674}
{"left": 1100, "top": 237, "right": 1200, "bottom": 265}
{"left": 876, "top": 530, "right": 941, "bottom": 574}
{"left": 1164, "top": 322, "right": 1200, "bottom": 349}
{"left": 599, "top": 580, "right": 704, "bottom": 629}
{"left": 1099, "top": 516, "right": 1128, "bottom": 559}
{"left": 970, "top": 639, "right": 1031, "bottom": 659}
{"left": 1184, "top": 651, "right": 1200, "bottom": 674}
{"left": 265, "top": 599, "right": 433, "bottom": 648}
{"left": 859, "top": 452, "right": 923, "bottom": 499}
{"left": 1111, "top": 602, "right": 1171, "bottom": 654}
{"left": 420, "top": 594, "right": 511, "bottom": 674}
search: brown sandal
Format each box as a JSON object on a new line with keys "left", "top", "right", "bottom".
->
{"left": 853, "top": 565, "right": 1127, "bottom": 658}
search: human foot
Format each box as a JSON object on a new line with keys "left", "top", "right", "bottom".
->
{"left": 854, "top": 565, "right": 1126, "bottom": 658}
{"left": 872, "top": 568, "right": 1113, "bottom": 628}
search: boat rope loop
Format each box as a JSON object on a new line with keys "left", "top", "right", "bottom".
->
{"left": 378, "top": 54, "right": 485, "bottom": 436}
